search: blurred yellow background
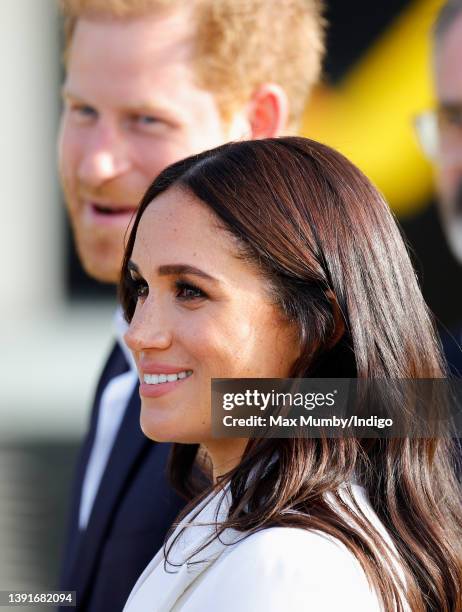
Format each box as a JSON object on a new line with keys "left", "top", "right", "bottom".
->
{"left": 303, "top": 0, "right": 442, "bottom": 215}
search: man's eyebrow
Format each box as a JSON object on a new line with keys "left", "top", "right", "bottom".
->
{"left": 61, "top": 88, "right": 180, "bottom": 120}
{"left": 158, "top": 264, "right": 218, "bottom": 283}
{"left": 61, "top": 86, "right": 79, "bottom": 99}
{"left": 122, "top": 100, "right": 185, "bottom": 123}
{"left": 61, "top": 88, "right": 91, "bottom": 105}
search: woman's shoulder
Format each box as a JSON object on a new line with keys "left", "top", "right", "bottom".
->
{"left": 229, "top": 522, "right": 356, "bottom": 554}
{"left": 218, "top": 483, "right": 390, "bottom": 571}
{"left": 186, "top": 526, "right": 381, "bottom": 612}
{"left": 221, "top": 525, "right": 370, "bottom": 578}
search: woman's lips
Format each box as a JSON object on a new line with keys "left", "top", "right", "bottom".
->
{"left": 140, "top": 362, "right": 193, "bottom": 375}
{"left": 139, "top": 369, "right": 193, "bottom": 398}
{"left": 140, "top": 370, "right": 193, "bottom": 397}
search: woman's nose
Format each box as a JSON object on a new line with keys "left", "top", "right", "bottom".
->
{"left": 124, "top": 301, "right": 173, "bottom": 353}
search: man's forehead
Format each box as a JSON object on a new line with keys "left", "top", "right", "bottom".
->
{"left": 64, "top": 12, "right": 199, "bottom": 105}
{"left": 68, "top": 10, "right": 196, "bottom": 76}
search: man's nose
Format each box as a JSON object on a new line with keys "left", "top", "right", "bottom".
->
{"left": 78, "top": 122, "right": 131, "bottom": 188}
{"left": 124, "top": 299, "right": 173, "bottom": 355}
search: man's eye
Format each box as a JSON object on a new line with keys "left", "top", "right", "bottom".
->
{"left": 130, "top": 114, "right": 162, "bottom": 129}
{"left": 448, "top": 111, "right": 462, "bottom": 128}
{"left": 175, "top": 281, "right": 206, "bottom": 301}
{"left": 139, "top": 115, "right": 159, "bottom": 124}
{"left": 70, "top": 104, "right": 97, "bottom": 119}
{"left": 440, "top": 108, "right": 462, "bottom": 129}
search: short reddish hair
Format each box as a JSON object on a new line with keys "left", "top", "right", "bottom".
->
{"left": 59, "top": 0, "right": 325, "bottom": 131}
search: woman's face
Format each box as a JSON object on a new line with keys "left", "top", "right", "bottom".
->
{"left": 124, "top": 186, "right": 300, "bottom": 444}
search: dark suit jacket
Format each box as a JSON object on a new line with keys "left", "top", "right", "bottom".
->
{"left": 59, "top": 344, "right": 186, "bottom": 611}
{"left": 441, "top": 326, "right": 462, "bottom": 377}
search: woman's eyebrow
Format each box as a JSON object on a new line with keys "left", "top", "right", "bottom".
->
{"left": 127, "top": 261, "right": 219, "bottom": 283}
{"left": 158, "top": 264, "right": 218, "bottom": 284}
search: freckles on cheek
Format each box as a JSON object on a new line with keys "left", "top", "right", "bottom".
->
{"left": 193, "top": 326, "right": 241, "bottom": 377}
{"left": 223, "top": 327, "right": 260, "bottom": 376}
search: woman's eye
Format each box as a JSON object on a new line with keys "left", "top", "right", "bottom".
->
{"left": 136, "top": 282, "right": 149, "bottom": 299}
{"left": 175, "top": 281, "right": 206, "bottom": 301}
{"left": 128, "top": 276, "right": 148, "bottom": 299}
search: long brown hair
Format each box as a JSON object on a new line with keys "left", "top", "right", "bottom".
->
{"left": 120, "top": 137, "right": 462, "bottom": 611}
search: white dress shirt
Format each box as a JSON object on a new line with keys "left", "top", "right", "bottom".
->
{"left": 123, "top": 483, "right": 407, "bottom": 611}
{"left": 79, "top": 308, "right": 138, "bottom": 530}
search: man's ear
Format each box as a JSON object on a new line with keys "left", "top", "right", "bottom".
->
{"left": 246, "top": 83, "right": 289, "bottom": 138}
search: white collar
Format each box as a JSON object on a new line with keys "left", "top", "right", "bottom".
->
{"left": 123, "top": 485, "right": 241, "bottom": 612}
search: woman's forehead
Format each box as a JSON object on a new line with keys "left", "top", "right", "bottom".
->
{"left": 132, "top": 188, "right": 240, "bottom": 273}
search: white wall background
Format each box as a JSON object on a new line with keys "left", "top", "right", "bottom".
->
{"left": 0, "top": 0, "right": 113, "bottom": 440}
{"left": 0, "top": 2, "right": 116, "bottom": 595}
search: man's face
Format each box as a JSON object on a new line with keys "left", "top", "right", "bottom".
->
{"left": 58, "top": 11, "right": 245, "bottom": 283}
{"left": 435, "top": 14, "right": 462, "bottom": 263}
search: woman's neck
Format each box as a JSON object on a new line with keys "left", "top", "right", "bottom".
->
{"left": 202, "top": 438, "right": 248, "bottom": 482}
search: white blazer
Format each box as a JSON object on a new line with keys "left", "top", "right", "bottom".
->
{"left": 123, "top": 484, "right": 402, "bottom": 611}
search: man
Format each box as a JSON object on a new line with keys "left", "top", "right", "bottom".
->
{"left": 57, "top": 1, "right": 325, "bottom": 609}
{"left": 416, "top": 0, "right": 462, "bottom": 372}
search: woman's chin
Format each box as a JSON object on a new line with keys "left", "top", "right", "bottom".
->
{"left": 139, "top": 415, "right": 206, "bottom": 445}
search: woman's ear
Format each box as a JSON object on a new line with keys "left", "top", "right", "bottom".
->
{"left": 325, "top": 290, "right": 346, "bottom": 349}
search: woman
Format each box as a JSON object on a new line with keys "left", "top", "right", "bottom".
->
{"left": 120, "top": 137, "right": 462, "bottom": 611}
